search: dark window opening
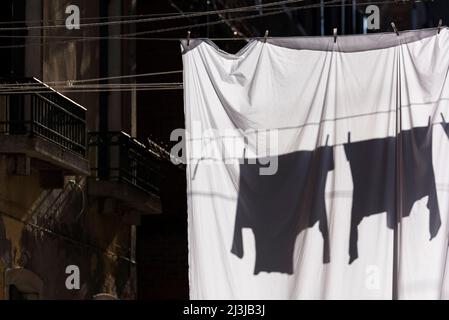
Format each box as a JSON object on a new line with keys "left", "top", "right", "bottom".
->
{"left": 9, "top": 285, "right": 39, "bottom": 300}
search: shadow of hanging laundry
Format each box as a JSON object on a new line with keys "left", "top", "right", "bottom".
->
{"left": 440, "top": 114, "right": 449, "bottom": 138}
{"left": 344, "top": 122, "right": 441, "bottom": 264}
{"left": 231, "top": 142, "right": 334, "bottom": 275}
{"left": 232, "top": 121, "right": 442, "bottom": 274}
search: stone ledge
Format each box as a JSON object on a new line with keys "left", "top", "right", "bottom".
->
{"left": 87, "top": 178, "right": 162, "bottom": 215}
{"left": 0, "top": 135, "right": 89, "bottom": 176}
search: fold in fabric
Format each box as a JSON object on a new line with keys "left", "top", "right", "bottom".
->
{"left": 183, "top": 28, "right": 449, "bottom": 299}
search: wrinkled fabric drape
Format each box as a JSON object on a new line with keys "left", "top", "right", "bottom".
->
{"left": 182, "top": 28, "right": 449, "bottom": 299}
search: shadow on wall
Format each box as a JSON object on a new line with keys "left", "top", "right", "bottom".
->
{"left": 232, "top": 121, "right": 442, "bottom": 274}
{"left": 0, "top": 176, "right": 135, "bottom": 299}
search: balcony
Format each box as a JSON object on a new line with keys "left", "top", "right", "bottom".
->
{"left": 88, "top": 131, "right": 162, "bottom": 215}
{"left": 0, "top": 78, "right": 89, "bottom": 183}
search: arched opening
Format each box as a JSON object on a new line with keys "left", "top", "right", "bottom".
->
{"left": 4, "top": 268, "right": 43, "bottom": 300}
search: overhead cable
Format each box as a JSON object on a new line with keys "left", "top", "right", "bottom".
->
{"left": 0, "top": 0, "right": 308, "bottom": 31}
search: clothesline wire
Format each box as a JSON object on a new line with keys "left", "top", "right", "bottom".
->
{"left": 0, "top": 83, "right": 184, "bottom": 92}
{"left": 0, "top": 12, "right": 188, "bottom": 26}
{"left": 0, "top": 70, "right": 183, "bottom": 87}
{"left": 0, "top": 0, "right": 436, "bottom": 28}
{"left": 0, "top": 0, "right": 308, "bottom": 31}
{"left": 0, "top": 0, "right": 380, "bottom": 50}
{"left": 126, "top": 0, "right": 355, "bottom": 37}
{"left": 0, "top": 0, "right": 435, "bottom": 50}
{"left": 0, "top": 87, "right": 183, "bottom": 94}
{"left": 0, "top": 5, "right": 288, "bottom": 50}
{"left": 0, "top": 6, "right": 287, "bottom": 49}
{"left": 0, "top": 84, "right": 183, "bottom": 91}
{"left": 0, "top": 7, "right": 304, "bottom": 26}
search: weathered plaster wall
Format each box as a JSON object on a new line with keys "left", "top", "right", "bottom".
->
{"left": 42, "top": 0, "right": 101, "bottom": 133}
{"left": 0, "top": 156, "right": 136, "bottom": 299}
{"left": 0, "top": 0, "right": 138, "bottom": 299}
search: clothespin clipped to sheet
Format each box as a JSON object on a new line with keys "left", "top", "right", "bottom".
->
{"left": 438, "top": 19, "right": 443, "bottom": 34}
{"left": 391, "top": 22, "right": 399, "bottom": 36}
{"left": 263, "top": 30, "right": 269, "bottom": 43}
{"left": 187, "top": 30, "right": 191, "bottom": 47}
{"left": 441, "top": 113, "right": 446, "bottom": 124}
{"left": 333, "top": 28, "right": 338, "bottom": 43}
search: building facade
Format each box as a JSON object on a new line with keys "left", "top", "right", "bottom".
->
{"left": 0, "top": 0, "right": 164, "bottom": 300}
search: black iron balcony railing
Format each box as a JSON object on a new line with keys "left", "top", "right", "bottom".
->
{"left": 89, "top": 131, "right": 162, "bottom": 196}
{"left": 0, "top": 78, "right": 87, "bottom": 158}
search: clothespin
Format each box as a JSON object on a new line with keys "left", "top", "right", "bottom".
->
{"left": 438, "top": 19, "right": 443, "bottom": 34}
{"left": 325, "top": 134, "right": 330, "bottom": 146}
{"left": 347, "top": 132, "right": 351, "bottom": 143}
{"left": 187, "top": 30, "right": 191, "bottom": 47}
{"left": 333, "top": 28, "right": 338, "bottom": 43}
{"left": 391, "top": 22, "right": 399, "bottom": 36}
{"left": 441, "top": 113, "right": 446, "bottom": 124}
{"left": 263, "top": 30, "right": 269, "bottom": 43}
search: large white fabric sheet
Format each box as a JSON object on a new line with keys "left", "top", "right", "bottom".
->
{"left": 182, "top": 28, "right": 449, "bottom": 299}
